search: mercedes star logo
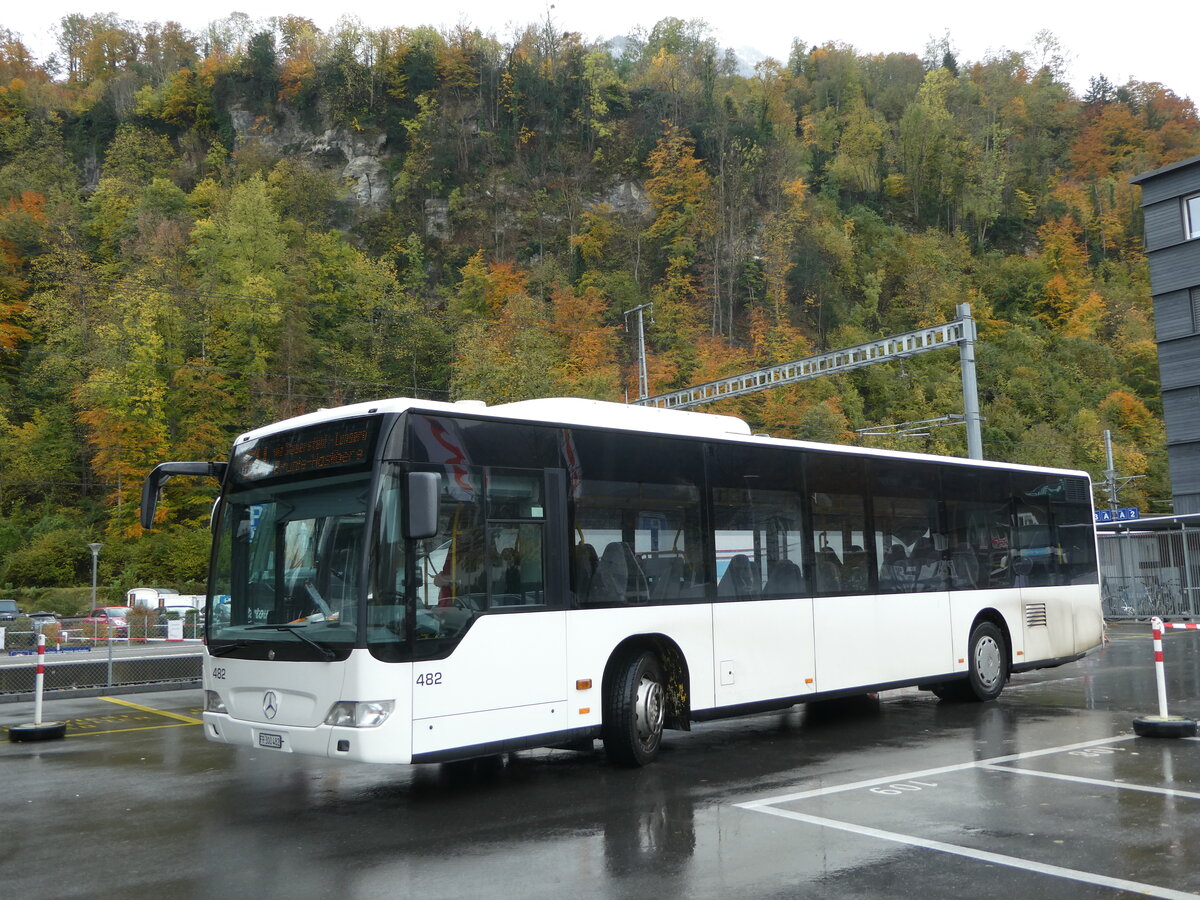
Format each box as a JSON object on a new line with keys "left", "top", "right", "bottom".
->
{"left": 263, "top": 691, "right": 278, "bottom": 720}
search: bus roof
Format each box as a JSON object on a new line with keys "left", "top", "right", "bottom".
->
{"left": 234, "top": 397, "right": 1092, "bottom": 482}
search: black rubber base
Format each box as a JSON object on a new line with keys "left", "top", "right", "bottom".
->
{"left": 8, "top": 721, "right": 68, "bottom": 742}
{"left": 1132, "top": 715, "right": 1198, "bottom": 739}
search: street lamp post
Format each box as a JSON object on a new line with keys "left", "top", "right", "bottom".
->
{"left": 88, "top": 543, "right": 101, "bottom": 609}
{"left": 87, "top": 542, "right": 109, "bottom": 686}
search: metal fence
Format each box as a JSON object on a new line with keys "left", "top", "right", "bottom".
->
{"left": 0, "top": 616, "right": 203, "bottom": 700}
{"left": 1099, "top": 523, "right": 1200, "bottom": 620}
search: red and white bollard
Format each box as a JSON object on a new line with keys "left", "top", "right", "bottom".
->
{"left": 1132, "top": 617, "right": 1198, "bottom": 739}
{"left": 8, "top": 633, "right": 67, "bottom": 742}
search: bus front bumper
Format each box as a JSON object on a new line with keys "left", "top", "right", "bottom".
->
{"left": 201, "top": 711, "right": 412, "bottom": 764}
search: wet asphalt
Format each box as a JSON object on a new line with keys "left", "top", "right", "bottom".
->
{"left": 2, "top": 623, "right": 1198, "bottom": 900}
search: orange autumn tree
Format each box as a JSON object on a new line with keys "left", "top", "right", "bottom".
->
{"left": 0, "top": 191, "right": 44, "bottom": 349}
{"left": 549, "top": 284, "right": 621, "bottom": 399}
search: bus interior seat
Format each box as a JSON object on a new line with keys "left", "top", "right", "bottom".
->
{"left": 949, "top": 544, "right": 979, "bottom": 589}
{"left": 764, "top": 559, "right": 804, "bottom": 595}
{"left": 815, "top": 546, "right": 842, "bottom": 593}
{"left": 644, "top": 556, "right": 685, "bottom": 602}
{"left": 588, "top": 541, "right": 648, "bottom": 605}
{"left": 719, "top": 553, "right": 760, "bottom": 600}
{"left": 842, "top": 545, "right": 870, "bottom": 592}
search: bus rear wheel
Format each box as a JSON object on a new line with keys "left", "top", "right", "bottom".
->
{"left": 603, "top": 649, "right": 666, "bottom": 767}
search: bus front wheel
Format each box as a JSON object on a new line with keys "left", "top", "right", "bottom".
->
{"left": 931, "top": 621, "right": 1007, "bottom": 702}
{"left": 965, "top": 621, "right": 1007, "bottom": 701}
{"left": 603, "top": 649, "right": 666, "bottom": 767}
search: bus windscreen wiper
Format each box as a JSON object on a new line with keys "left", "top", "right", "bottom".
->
{"left": 208, "top": 641, "right": 251, "bottom": 657}
{"left": 246, "top": 624, "right": 337, "bottom": 661}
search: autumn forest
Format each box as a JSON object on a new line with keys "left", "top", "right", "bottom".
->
{"left": 0, "top": 13, "right": 1196, "bottom": 606}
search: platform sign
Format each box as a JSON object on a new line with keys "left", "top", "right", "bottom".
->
{"left": 1095, "top": 507, "right": 1140, "bottom": 523}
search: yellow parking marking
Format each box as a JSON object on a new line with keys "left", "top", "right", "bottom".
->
{"left": 100, "top": 696, "right": 203, "bottom": 725}
{"left": 66, "top": 722, "right": 194, "bottom": 737}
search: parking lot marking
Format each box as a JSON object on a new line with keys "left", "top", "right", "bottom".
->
{"left": 750, "top": 805, "right": 1199, "bottom": 900}
{"left": 100, "top": 696, "right": 202, "bottom": 725}
{"left": 66, "top": 722, "right": 195, "bottom": 737}
{"left": 981, "top": 763, "right": 1200, "bottom": 801}
{"left": 736, "top": 734, "right": 1134, "bottom": 808}
{"left": 735, "top": 733, "right": 1200, "bottom": 897}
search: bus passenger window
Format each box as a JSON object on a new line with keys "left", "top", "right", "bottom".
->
{"left": 710, "top": 446, "right": 808, "bottom": 601}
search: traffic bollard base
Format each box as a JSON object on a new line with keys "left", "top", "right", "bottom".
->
{"left": 8, "top": 721, "right": 67, "bottom": 742}
{"left": 1132, "top": 715, "right": 1197, "bottom": 739}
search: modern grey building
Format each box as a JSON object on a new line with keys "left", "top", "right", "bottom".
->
{"left": 1132, "top": 154, "right": 1200, "bottom": 515}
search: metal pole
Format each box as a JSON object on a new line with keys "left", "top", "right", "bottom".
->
{"left": 88, "top": 542, "right": 109, "bottom": 686}
{"left": 1183, "top": 522, "right": 1196, "bottom": 616}
{"left": 956, "top": 303, "right": 983, "bottom": 460}
{"left": 637, "top": 306, "right": 648, "bottom": 401}
{"left": 1103, "top": 430, "right": 1119, "bottom": 513}
{"left": 623, "top": 303, "right": 654, "bottom": 401}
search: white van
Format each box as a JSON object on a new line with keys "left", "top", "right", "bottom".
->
{"left": 127, "top": 587, "right": 180, "bottom": 609}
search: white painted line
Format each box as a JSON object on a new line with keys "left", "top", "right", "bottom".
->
{"left": 982, "top": 764, "right": 1200, "bottom": 801}
{"left": 736, "top": 734, "right": 1136, "bottom": 809}
{"left": 750, "top": 805, "right": 1200, "bottom": 900}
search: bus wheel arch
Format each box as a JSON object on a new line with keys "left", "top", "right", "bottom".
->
{"left": 601, "top": 636, "right": 691, "bottom": 767}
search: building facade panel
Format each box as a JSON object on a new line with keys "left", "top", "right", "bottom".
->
{"left": 1145, "top": 242, "right": 1200, "bottom": 295}
{"left": 1144, "top": 200, "right": 1186, "bottom": 251}
{"left": 1154, "top": 289, "right": 1194, "bottom": 340}
{"left": 1163, "top": 388, "right": 1200, "bottom": 443}
{"left": 1157, "top": 335, "right": 1200, "bottom": 391}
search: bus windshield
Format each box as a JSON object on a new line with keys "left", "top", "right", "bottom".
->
{"left": 209, "top": 473, "right": 370, "bottom": 659}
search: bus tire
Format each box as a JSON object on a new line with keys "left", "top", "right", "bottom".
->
{"left": 603, "top": 649, "right": 666, "bottom": 767}
{"left": 965, "top": 621, "right": 1007, "bottom": 702}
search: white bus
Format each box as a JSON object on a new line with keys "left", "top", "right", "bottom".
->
{"left": 141, "top": 397, "right": 1103, "bottom": 767}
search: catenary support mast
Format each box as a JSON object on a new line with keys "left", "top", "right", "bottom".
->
{"left": 633, "top": 304, "right": 985, "bottom": 460}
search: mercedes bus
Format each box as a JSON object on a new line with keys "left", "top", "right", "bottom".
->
{"left": 141, "top": 397, "right": 1104, "bottom": 766}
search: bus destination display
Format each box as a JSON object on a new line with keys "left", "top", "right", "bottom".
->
{"left": 234, "top": 417, "right": 379, "bottom": 484}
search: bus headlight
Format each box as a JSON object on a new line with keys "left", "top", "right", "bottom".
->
{"left": 205, "top": 690, "right": 228, "bottom": 714}
{"left": 325, "top": 700, "right": 395, "bottom": 728}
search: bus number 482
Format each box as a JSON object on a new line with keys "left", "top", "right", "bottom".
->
{"left": 416, "top": 672, "right": 442, "bottom": 686}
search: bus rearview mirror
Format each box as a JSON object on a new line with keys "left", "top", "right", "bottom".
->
{"left": 140, "top": 461, "right": 229, "bottom": 530}
{"left": 406, "top": 472, "right": 440, "bottom": 539}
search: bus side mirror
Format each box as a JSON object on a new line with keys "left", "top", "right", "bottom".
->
{"left": 140, "top": 461, "right": 229, "bottom": 530}
{"left": 405, "top": 472, "right": 440, "bottom": 539}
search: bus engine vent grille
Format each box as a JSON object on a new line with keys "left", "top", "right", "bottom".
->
{"left": 1024, "top": 602, "right": 1048, "bottom": 628}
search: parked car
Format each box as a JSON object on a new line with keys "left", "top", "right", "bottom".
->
{"left": 83, "top": 606, "right": 132, "bottom": 638}
{"left": 0, "top": 599, "right": 19, "bottom": 621}
{"left": 27, "top": 612, "right": 61, "bottom": 630}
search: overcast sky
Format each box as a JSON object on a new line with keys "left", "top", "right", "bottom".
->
{"left": 4, "top": 2, "right": 1196, "bottom": 102}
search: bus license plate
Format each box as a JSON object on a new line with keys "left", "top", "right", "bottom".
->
{"left": 258, "top": 732, "right": 284, "bottom": 749}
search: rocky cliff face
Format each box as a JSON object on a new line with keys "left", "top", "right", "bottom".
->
{"left": 226, "top": 104, "right": 391, "bottom": 210}
{"left": 223, "top": 104, "right": 653, "bottom": 235}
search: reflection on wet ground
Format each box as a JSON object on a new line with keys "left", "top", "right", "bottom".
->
{"left": 2, "top": 624, "right": 1197, "bottom": 898}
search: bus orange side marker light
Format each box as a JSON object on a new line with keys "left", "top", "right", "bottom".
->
{"left": 958, "top": 658, "right": 965, "bottom": 664}
{"left": 576, "top": 679, "right": 592, "bottom": 690}
{"left": 579, "top": 707, "right": 590, "bottom": 715}
{"left": 1017, "top": 650, "right": 1024, "bottom": 656}
{"left": 804, "top": 678, "right": 813, "bottom": 684}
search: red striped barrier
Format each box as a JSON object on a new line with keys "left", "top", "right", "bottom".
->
{"left": 1132, "top": 617, "right": 1197, "bottom": 738}
{"left": 8, "top": 634, "right": 67, "bottom": 741}
{"left": 1163, "top": 622, "right": 1200, "bottom": 631}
